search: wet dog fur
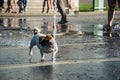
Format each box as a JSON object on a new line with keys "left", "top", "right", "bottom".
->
{"left": 29, "top": 29, "right": 58, "bottom": 62}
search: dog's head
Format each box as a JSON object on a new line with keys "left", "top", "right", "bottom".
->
{"left": 40, "top": 34, "right": 54, "bottom": 53}
{"left": 41, "top": 34, "right": 54, "bottom": 47}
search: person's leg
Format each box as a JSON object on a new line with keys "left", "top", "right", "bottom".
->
{"left": 57, "top": 0, "right": 67, "bottom": 23}
{"left": 64, "top": 0, "right": 69, "bottom": 14}
{"left": 117, "top": 0, "right": 120, "bottom": 9}
{"left": 42, "top": 0, "right": 47, "bottom": 13}
{"left": 19, "top": 2, "right": 23, "bottom": 13}
{"left": 48, "top": 0, "right": 52, "bottom": 9}
{"left": 0, "top": 0, "right": 4, "bottom": 7}
{"left": 0, "top": 1, "right": 2, "bottom": 12}
{"left": 23, "top": 0, "right": 27, "bottom": 12}
{"left": 46, "top": 0, "right": 49, "bottom": 13}
{"left": 108, "top": 0, "right": 116, "bottom": 27}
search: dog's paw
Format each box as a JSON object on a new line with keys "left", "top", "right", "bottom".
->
{"left": 29, "top": 58, "right": 32, "bottom": 63}
{"left": 51, "top": 57, "right": 56, "bottom": 61}
{"left": 29, "top": 56, "right": 32, "bottom": 63}
{"left": 41, "top": 59, "right": 46, "bottom": 62}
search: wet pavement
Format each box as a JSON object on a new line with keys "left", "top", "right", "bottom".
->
{"left": 0, "top": 14, "right": 120, "bottom": 80}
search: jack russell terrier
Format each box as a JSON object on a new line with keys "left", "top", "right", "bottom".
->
{"left": 29, "top": 29, "right": 58, "bottom": 62}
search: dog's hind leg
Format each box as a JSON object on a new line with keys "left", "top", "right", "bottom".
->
{"left": 29, "top": 47, "right": 33, "bottom": 63}
{"left": 29, "top": 38, "right": 36, "bottom": 62}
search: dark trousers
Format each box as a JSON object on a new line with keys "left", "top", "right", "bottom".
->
{"left": 5, "top": 0, "right": 11, "bottom": 13}
{"left": 0, "top": 0, "right": 4, "bottom": 7}
{"left": 42, "top": 0, "right": 49, "bottom": 13}
{"left": 57, "top": 0, "right": 67, "bottom": 22}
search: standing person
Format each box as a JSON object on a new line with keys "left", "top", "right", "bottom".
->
{"left": 22, "top": 0, "right": 27, "bottom": 12}
{"left": 42, "top": 0, "right": 49, "bottom": 13}
{"left": 17, "top": 0, "right": 23, "bottom": 13}
{"left": 5, "top": 0, "right": 16, "bottom": 13}
{"left": 104, "top": 0, "right": 120, "bottom": 31}
{"left": 17, "top": 0, "right": 27, "bottom": 13}
{"left": 5, "top": 0, "right": 12, "bottom": 13}
{"left": 0, "top": 0, "right": 4, "bottom": 12}
{"left": 56, "top": 0, "right": 68, "bottom": 24}
{"left": 11, "top": 0, "right": 17, "bottom": 13}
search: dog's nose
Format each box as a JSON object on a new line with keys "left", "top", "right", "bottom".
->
{"left": 50, "top": 44, "right": 54, "bottom": 48}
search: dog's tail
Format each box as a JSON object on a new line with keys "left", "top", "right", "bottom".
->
{"left": 33, "top": 28, "right": 41, "bottom": 35}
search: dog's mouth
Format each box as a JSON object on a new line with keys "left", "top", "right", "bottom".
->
{"left": 39, "top": 34, "right": 55, "bottom": 53}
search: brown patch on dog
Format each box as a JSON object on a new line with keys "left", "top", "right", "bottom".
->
{"left": 45, "top": 34, "right": 54, "bottom": 42}
{"left": 39, "top": 34, "right": 54, "bottom": 47}
{"left": 39, "top": 36, "right": 45, "bottom": 44}
{"left": 40, "top": 36, "right": 46, "bottom": 40}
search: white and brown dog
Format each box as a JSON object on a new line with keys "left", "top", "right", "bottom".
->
{"left": 29, "top": 29, "right": 58, "bottom": 62}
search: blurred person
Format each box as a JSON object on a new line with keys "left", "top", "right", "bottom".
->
{"left": 11, "top": 0, "right": 17, "bottom": 13}
{"left": 5, "top": 0, "right": 12, "bottom": 13}
{"left": 108, "top": 0, "right": 120, "bottom": 27}
{"left": 5, "top": 0, "right": 16, "bottom": 13}
{"left": 67, "top": 0, "right": 73, "bottom": 15}
{"left": 17, "top": 0, "right": 27, "bottom": 13}
{"left": 22, "top": 0, "right": 27, "bottom": 12}
{"left": 68, "top": 0, "right": 72, "bottom": 9}
{"left": 42, "top": 0, "right": 49, "bottom": 13}
{"left": 64, "top": 0, "right": 72, "bottom": 15}
{"left": 17, "top": 0, "right": 23, "bottom": 13}
{"left": 55, "top": 0, "right": 68, "bottom": 24}
{"left": 0, "top": 0, "right": 4, "bottom": 12}
{"left": 103, "top": 0, "right": 120, "bottom": 31}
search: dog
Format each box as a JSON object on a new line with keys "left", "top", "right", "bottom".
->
{"left": 29, "top": 29, "right": 58, "bottom": 62}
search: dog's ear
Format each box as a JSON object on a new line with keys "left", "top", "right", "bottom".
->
{"left": 39, "top": 36, "right": 46, "bottom": 44}
{"left": 47, "top": 34, "right": 53, "bottom": 37}
{"left": 45, "top": 34, "right": 54, "bottom": 41}
{"left": 51, "top": 34, "right": 54, "bottom": 37}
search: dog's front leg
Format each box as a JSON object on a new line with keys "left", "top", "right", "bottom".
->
{"left": 51, "top": 44, "right": 58, "bottom": 61}
{"left": 40, "top": 50, "right": 45, "bottom": 62}
{"left": 52, "top": 51, "right": 56, "bottom": 61}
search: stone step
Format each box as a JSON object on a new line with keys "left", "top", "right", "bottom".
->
{"left": 2, "top": 0, "right": 53, "bottom": 13}
{"left": 1, "top": 0, "right": 78, "bottom": 14}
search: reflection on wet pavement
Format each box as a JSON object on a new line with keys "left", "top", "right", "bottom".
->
{"left": 0, "top": 17, "right": 81, "bottom": 46}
